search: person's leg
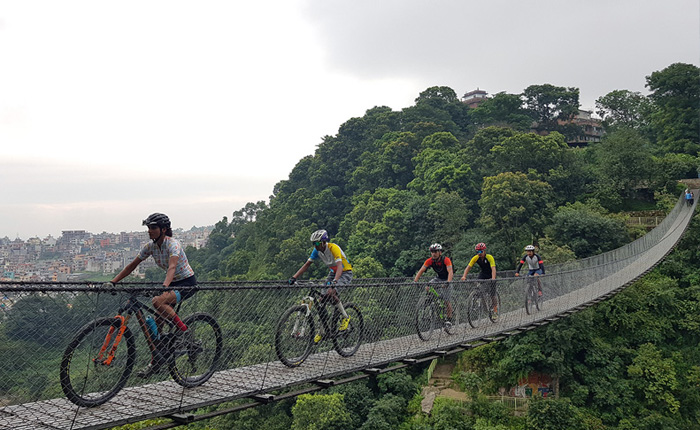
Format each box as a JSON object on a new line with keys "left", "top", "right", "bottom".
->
{"left": 152, "top": 291, "right": 187, "bottom": 332}
{"left": 334, "top": 272, "right": 352, "bottom": 327}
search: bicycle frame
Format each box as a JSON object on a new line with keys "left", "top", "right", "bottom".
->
{"left": 297, "top": 288, "right": 335, "bottom": 339}
{"left": 425, "top": 285, "right": 448, "bottom": 320}
{"left": 95, "top": 293, "right": 177, "bottom": 367}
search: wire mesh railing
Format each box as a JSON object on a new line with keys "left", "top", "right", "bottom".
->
{"left": 0, "top": 192, "right": 694, "bottom": 430}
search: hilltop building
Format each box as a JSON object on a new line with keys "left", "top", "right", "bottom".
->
{"left": 461, "top": 88, "right": 489, "bottom": 108}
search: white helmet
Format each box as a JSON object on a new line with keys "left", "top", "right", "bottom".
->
{"left": 429, "top": 243, "right": 443, "bottom": 252}
{"left": 310, "top": 229, "right": 329, "bottom": 243}
{"left": 524, "top": 245, "right": 536, "bottom": 251}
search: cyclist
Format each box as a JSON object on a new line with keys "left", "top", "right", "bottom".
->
{"left": 104, "top": 213, "right": 198, "bottom": 377}
{"left": 288, "top": 229, "right": 352, "bottom": 342}
{"left": 414, "top": 243, "right": 454, "bottom": 322}
{"left": 515, "top": 245, "right": 545, "bottom": 296}
{"left": 686, "top": 189, "right": 694, "bottom": 207}
{"left": 460, "top": 242, "right": 498, "bottom": 317}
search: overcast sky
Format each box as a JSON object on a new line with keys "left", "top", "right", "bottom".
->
{"left": 1, "top": 1, "right": 698, "bottom": 240}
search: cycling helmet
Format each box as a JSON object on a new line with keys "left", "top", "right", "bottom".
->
{"left": 475, "top": 242, "right": 486, "bottom": 251}
{"left": 142, "top": 213, "right": 171, "bottom": 229}
{"left": 524, "top": 245, "right": 536, "bottom": 251}
{"left": 429, "top": 243, "right": 443, "bottom": 252}
{"left": 310, "top": 229, "right": 329, "bottom": 243}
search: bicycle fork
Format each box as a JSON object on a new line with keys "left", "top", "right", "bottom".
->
{"left": 94, "top": 315, "right": 128, "bottom": 366}
{"left": 291, "top": 297, "right": 314, "bottom": 337}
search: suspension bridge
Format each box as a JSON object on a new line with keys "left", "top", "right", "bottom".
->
{"left": 0, "top": 193, "right": 695, "bottom": 430}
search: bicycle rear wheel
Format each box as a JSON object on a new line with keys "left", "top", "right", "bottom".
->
{"left": 275, "top": 305, "right": 315, "bottom": 367}
{"left": 169, "top": 313, "right": 223, "bottom": 387}
{"left": 416, "top": 296, "right": 438, "bottom": 341}
{"left": 60, "top": 317, "right": 136, "bottom": 407}
{"left": 333, "top": 303, "right": 364, "bottom": 357}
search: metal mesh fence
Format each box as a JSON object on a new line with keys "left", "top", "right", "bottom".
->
{"left": 0, "top": 194, "right": 694, "bottom": 430}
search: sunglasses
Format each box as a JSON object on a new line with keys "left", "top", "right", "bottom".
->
{"left": 313, "top": 241, "right": 323, "bottom": 247}
{"left": 477, "top": 250, "right": 484, "bottom": 254}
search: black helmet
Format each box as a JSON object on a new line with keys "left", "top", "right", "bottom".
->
{"left": 142, "top": 213, "right": 171, "bottom": 229}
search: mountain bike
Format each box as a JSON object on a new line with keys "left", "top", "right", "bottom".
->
{"left": 415, "top": 281, "right": 458, "bottom": 341}
{"left": 275, "top": 284, "right": 364, "bottom": 368}
{"left": 466, "top": 280, "right": 501, "bottom": 328}
{"left": 524, "top": 274, "right": 544, "bottom": 315}
{"left": 60, "top": 290, "right": 223, "bottom": 407}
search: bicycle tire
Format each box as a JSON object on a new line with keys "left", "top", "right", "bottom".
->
{"left": 275, "top": 305, "right": 315, "bottom": 367}
{"left": 415, "top": 296, "right": 438, "bottom": 341}
{"left": 536, "top": 279, "right": 544, "bottom": 311}
{"left": 60, "top": 317, "right": 136, "bottom": 407}
{"left": 525, "top": 284, "right": 537, "bottom": 315}
{"left": 443, "top": 299, "right": 458, "bottom": 335}
{"left": 169, "top": 313, "right": 223, "bottom": 387}
{"left": 466, "top": 291, "right": 483, "bottom": 328}
{"left": 488, "top": 292, "right": 502, "bottom": 323}
{"left": 332, "top": 303, "right": 364, "bottom": 357}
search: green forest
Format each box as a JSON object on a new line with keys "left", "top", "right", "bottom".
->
{"left": 176, "top": 62, "right": 700, "bottom": 429}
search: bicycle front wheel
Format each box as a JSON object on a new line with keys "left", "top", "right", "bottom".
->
{"left": 467, "top": 292, "right": 483, "bottom": 328}
{"left": 444, "top": 300, "right": 458, "bottom": 335}
{"left": 415, "top": 296, "right": 438, "bottom": 341}
{"left": 60, "top": 317, "right": 136, "bottom": 407}
{"left": 525, "top": 284, "right": 537, "bottom": 315}
{"left": 275, "top": 305, "right": 315, "bottom": 367}
{"left": 333, "top": 303, "right": 364, "bottom": 357}
{"left": 170, "top": 313, "right": 223, "bottom": 388}
{"left": 488, "top": 292, "right": 502, "bottom": 323}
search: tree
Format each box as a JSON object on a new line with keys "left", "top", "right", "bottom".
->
{"left": 291, "top": 393, "right": 352, "bottom": 430}
{"left": 415, "top": 86, "right": 460, "bottom": 107}
{"left": 546, "top": 201, "right": 628, "bottom": 258}
{"left": 408, "top": 133, "right": 478, "bottom": 201}
{"left": 470, "top": 91, "right": 533, "bottom": 131}
{"left": 360, "top": 394, "right": 407, "bottom": 430}
{"left": 350, "top": 131, "right": 421, "bottom": 192}
{"left": 627, "top": 343, "right": 680, "bottom": 414}
{"left": 526, "top": 398, "right": 584, "bottom": 430}
{"left": 490, "top": 131, "right": 570, "bottom": 176}
{"left": 478, "top": 172, "right": 554, "bottom": 263}
{"left": 590, "top": 128, "right": 654, "bottom": 207}
{"left": 646, "top": 63, "right": 700, "bottom": 154}
{"left": 595, "top": 89, "right": 653, "bottom": 132}
{"left": 522, "top": 84, "right": 580, "bottom": 135}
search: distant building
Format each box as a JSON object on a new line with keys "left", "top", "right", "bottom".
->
{"left": 559, "top": 109, "right": 604, "bottom": 147}
{"left": 461, "top": 88, "right": 489, "bottom": 109}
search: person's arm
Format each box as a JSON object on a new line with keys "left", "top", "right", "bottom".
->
{"left": 446, "top": 263, "right": 453, "bottom": 282}
{"left": 414, "top": 265, "right": 428, "bottom": 282}
{"left": 461, "top": 265, "right": 471, "bottom": 280}
{"left": 515, "top": 257, "right": 524, "bottom": 276}
{"left": 292, "top": 260, "right": 313, "bottom": 279}
{"left": 163, "top": 255, "right": 178, "bottom": 288}
{"left": 537, "top": 255, "right": 545, "bottom": 275}
{"left": 491, "top": 265, "right": 497, "bottom": 279}
{"left": 111, "top": 257, "right": 142, "bottom": 284}
{"left": 332, "top": 261, "right": 343, "bottom": 282}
